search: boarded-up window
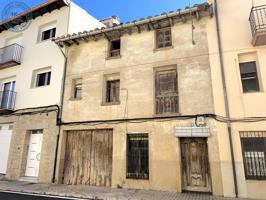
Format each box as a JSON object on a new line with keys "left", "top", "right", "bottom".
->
{"left": 240, "top": 132, "right": 266, "bottom": 180}
{"left": 106, "top": 80, "right": 120, "bottom": 103}
{"left": 240, "top": 61, "right": 260, "bottom": 93}
{"left": 155, "top": 69, "right": 178, "bottom": 114}
{"left": 156, "top": 27, "right": 172, "bottom": 49}
{"left": 127, "top": 134, "right": 149, "bottom": 180}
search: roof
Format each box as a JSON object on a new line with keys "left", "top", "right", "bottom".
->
{"left": 53, "top": 3, "right": 213, "bottom": 47}
{"left": 0, "top": 0, "right": 69, "bottom": 33}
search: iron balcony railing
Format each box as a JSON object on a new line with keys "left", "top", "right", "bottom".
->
{"left": 0, "top": 90, "right": 16, "bottom": 111}
{"left": 155, "top": 95, "right": 179, "bottom": 115}
{"left": 249, "top": 5, "right": 266, "bottom": 45}
{"left": 0, "top": 43, "right": 23, "bottom": 68}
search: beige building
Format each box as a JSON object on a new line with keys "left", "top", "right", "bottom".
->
{"left": 0, "top": 0, "right": 103, "bottom": 183}
{"left": 206, "top": 0, "right": 266, "bottom": 199}
{"left": 53, "top": 3, "right": 225, "bottom": 195}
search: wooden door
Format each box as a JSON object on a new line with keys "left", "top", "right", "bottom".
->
{"left": 63, "top": 129, "right": 113, "bottom": 186}
{"left": 181, "top": 138, "right": 211, "bottom": 192}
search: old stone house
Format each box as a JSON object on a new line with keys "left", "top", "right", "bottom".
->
{"left": 54, "top": 3, "right": 221, "bottom": 194}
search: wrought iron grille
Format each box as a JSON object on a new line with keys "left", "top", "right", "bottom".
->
{"left": 0, "top": 90, "right": 16, "bottom": 110}
{"left": 0, "top": 44, "right": 23, "bottom": 67}
{"left": 249, "top": 5, "right": 266, "bottom": 36}
{"left": 240, "top": 131, "right": 266, "bottom": 180}
{"left": 126, "top": 134, "right": 149, "bottom": 180}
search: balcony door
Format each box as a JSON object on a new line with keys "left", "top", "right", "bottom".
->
{"left": 1, "top": 81, "right": 15, "bottom": 109}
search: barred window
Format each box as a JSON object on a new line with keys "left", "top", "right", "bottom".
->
{"left": 126, "top": 134, "right": 149, "bottom": 180}
{"left": 240, "top": 132, "right": 266, "bottom": 180}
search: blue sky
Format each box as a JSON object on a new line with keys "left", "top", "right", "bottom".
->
{"left": 0, "top": 0, "right": 204, "bottom": 23}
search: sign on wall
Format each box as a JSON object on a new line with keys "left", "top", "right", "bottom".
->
{"left": 175, "top": 126, "right": 210, "bottom": 137}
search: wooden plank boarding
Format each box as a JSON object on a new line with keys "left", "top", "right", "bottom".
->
{"left": 63, "top": 129, "right": 113, "bottom": 186}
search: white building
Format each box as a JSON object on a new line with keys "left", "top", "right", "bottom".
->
{"left": 0, "top": 0, "right": 104, "bottom": 183}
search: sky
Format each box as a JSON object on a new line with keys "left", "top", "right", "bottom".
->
{"left": 0, "top": 0, "right": 204, "bottom": 23}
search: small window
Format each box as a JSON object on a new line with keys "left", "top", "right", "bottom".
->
{"left": 240, "top": 61, "right": 260, "bottom": 93}
{"left": 156, "top": 27, "right": 172, "bottom": 49}
{"left": 74, "top": 83, "right": 82, "bottom": 99}
{"left": 127, "top": 134, "right": 149, "bottom": 179}
{"left": 41, "top": 28, "right": 56, "bottom": 41}
{"left": 36, "top": 72, "right": 51, "bottom": 87}
{"left": 109, "top": 39, "right": 121, "bottom": 57}
{"left": 106, "top": 80, "right": 120, "bottom": 103}
{"left": 240, "top": 132, "right": 266, "bottom": 180}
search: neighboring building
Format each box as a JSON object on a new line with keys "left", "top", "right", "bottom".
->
{"left": 206, "top": 0, "right": 266, "bottom": 199}
{"left": 53, "top": 3, "right": 225, "bottom": 194}
{"left": 0, "top": 0, "right": 104, "bottom": 183}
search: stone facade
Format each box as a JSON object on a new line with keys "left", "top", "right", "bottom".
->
{"left": 54, "top": 15, "right": 225, "bottom": 195}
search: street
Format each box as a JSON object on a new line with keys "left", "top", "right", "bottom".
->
{"left": 0, "top": 192, "right": 86, "bottom": 200}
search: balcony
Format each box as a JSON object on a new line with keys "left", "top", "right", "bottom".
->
{"left": 155, "top": 95, "right": 179, "bottom": 115}
{"left": 0, "top": 90, "right": 16, "bottom": 113}
{"left": 0, "top": 44, "right": 23, "bottom": 69}
{"left": 249, "top": 5, "right": 266, "bottom": 46}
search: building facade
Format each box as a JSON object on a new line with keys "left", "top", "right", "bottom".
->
{"left": 206, "top": 0, "right": 266, "bottom": 199}
{"left": 53, "top": 3, "right": 227, "bottom": 195}
{"left": 0, "top": 0, "right": 103, "bottom": 183}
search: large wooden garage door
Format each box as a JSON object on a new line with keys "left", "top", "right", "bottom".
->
{"left": 63, "top": 129, "right": 113, "bottom": 186}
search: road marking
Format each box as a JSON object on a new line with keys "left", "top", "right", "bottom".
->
{"left": 0, "top": 190, "right": 97, "bottom": 200}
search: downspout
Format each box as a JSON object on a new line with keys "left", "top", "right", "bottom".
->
{"left": 214, "top": 0, "right": 238, "bottom": 197}
{"left": 52, "top": 2, "right": 71, "bottom": 183}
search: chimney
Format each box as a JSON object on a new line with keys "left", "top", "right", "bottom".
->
{"left": 100, "top": 16, "right": 120, "bottom": 27}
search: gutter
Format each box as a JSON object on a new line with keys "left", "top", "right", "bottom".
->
{"left": 214, "top": 0, "right": 238, "bottom": 197}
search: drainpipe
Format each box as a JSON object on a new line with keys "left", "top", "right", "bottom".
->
{"left": 52, "top": 43, "right": 68, "bottom": 183}
{"left": 214, "top": 0, "right": 238, "bottom": 197}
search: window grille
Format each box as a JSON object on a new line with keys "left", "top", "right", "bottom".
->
{"left": 126, "top": 134, "right": 149, "bottom": 179}
{"left": 240, "top": 131, "right": 266, "bottom": 180}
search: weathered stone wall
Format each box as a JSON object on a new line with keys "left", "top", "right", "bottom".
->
{"left": 55, "top": 18, "right": 224, "bottom": 194}
{"left": 62, "top": 18, "right": 214, "bottom": 122}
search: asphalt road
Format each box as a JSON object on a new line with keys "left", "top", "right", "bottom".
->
{"left": 0, "top": 192, "right": 80, "bottom": 200}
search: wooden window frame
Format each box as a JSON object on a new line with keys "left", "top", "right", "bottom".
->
{"left": 108, "top": 39, "right": 121, "bottom": 59}
{"left": 106, "top": 79, "right": 120, "bottom": 103}
{"left": 240, "top": 131, "right": 266, "bottom": 180}
{"left": 155, "top": 27, "right": 172, "bottom": 49}
{"left": 126, "top": 134, "right": 149, "bottom": 180}
{"left": 154, "top": 66, "right": 179, "bottom": 116}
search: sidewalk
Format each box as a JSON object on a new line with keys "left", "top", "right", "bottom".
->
{"left": 0, "top": 180, "right": 261, "bottom": 200}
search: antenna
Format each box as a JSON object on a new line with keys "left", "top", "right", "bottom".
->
{"left": 189, "top": 0, "right": 195, "bottom": 45}
{"left": 252, "top": 0, "right": 254, "bottom": 7}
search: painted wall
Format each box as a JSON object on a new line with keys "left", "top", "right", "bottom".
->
{"left": 0, "top": 1, "right": 104, "bottom": 110}
{"left": 207, "top": 0, "right": 266, "bottom": 199}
